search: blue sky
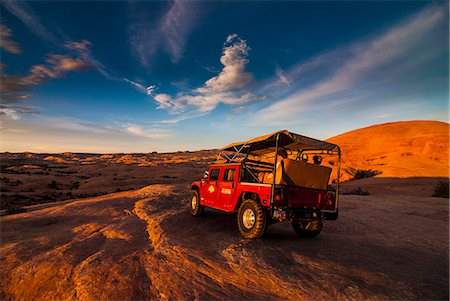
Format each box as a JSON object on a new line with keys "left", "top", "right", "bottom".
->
{"left": 0, "top": 1, "right": 448, "bottom": 153}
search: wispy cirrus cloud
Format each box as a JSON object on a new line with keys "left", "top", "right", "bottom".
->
{"left": 158, "top": 111, "right": 209, "bottom": 124}
{"left": 0, "top": 53, "right": 92, "bottom": 105}
{"left": 64, "top": 40, "right": 151, "bottom": 94}
{"left": 152, "top": 34, "right": 265, "bottom": 114}
{"left": 64, "top": 40, "right": 113, "bottom": 80}
{"left": 129, "top": 0, "right": 198, "bottom": 66}
{"left": 122, "top": 78, "right": 156, "bottom": 96}
{"left": 0, "top": 26, "right": 94, "bottom": 107}
{"left": 126, "top": 125, "right": 173, "bottom": 139}
{"left": 1, "top": 115, "right": 174, "bottom": 152}
{"left": 3, "top": 113, "right": 173, "bottom": 142}
{"left": 0, "top": 24, "right": 21, "bottom": 54}
{"left": 2, "top": 0, "right": 58, "bottom": 44}
{"left": 253, "top": 4, "right": 448, "bottom": 124}
{"left": 0, "top": 108, "right": 21, "bottom": 120}
{"left": 50, "top": 117, "right": 121, "bottom": 134}
{"left": 275, "top": 64, "right": 292, "bottom": 86}
{"left": 1, "top": 0, "right": 152, "bottom": 97}
{"left": 0, "top": 105, "right": 39, "bottom": 120}
{"left": 0, "top": 11, "right": 97, "bottom": 107}
{"left": 160, "top": 0, "right": 197, "bottom": 63}
{"left": 25, "top": 54, "right": 91, "bottom": 83}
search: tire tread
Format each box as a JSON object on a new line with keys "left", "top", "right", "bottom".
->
{"left": 237, "top": 199, "right": 267, "bottom": 239}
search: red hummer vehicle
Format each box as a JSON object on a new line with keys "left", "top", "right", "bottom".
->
{"left": 190, "top": 130, "right": 341, "bottom": 239}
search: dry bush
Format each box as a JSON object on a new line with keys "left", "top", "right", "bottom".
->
{"left": 343, "top": 187, "right": 370, "bottom": 195}
{"left": 346, "top": 168, "right": 382, "bottom": 180}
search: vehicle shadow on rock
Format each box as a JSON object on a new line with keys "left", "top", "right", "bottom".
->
{"left": 161, "top": 197, "right": 449, "bottom": 300}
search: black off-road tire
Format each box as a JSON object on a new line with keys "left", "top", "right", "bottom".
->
{"left": 190, "top": 190, "right": 203, "bottom": 216}
{"left": 237, "top": 199, "right": 267, "bottom": 239}
{"left": 292, "top": 220, "right": 323, "bottom": 238}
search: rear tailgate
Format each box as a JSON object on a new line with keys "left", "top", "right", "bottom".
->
{"left": 280, "top": 185, "right": 329, "bottom": 210}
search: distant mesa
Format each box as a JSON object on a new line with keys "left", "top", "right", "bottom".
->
{"left": 326, "top": 120, "right": 449, "bottom": 179}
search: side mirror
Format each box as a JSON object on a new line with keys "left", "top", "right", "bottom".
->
{"left": 203, "top": 170, "right": 209, "bottom": 179}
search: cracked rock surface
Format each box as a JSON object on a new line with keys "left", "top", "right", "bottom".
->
{"left": 1, "top": 181, "right": 448, "bottom": 300}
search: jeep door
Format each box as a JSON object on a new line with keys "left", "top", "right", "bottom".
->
{"left": 203, "top": 167, "right": 220, "bottom": 205}
{"left": 218, "top": 167, "right": 237, "bottom": 211}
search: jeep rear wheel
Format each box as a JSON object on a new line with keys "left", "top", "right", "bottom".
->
{"left": 292, "top": 220, "right": 323, "bottom": 238}
{"left": 190, "top": 190, "right": 203, "bottom": 216}
{"left": 237, "top": 199, "right": 267, "bottom": 239}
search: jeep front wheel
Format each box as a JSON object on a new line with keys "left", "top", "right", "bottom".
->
{"left": 237, "top": 199, "right": 267, "bottom": 239}
{"left": 292, "top": 220, "right": 323, "bottom": 238}
{"left": 190, "top": 190, "right": 203, "bottom": 216}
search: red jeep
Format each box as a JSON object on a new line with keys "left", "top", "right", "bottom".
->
{"left": 190, "top": 130, "right": 341, "bottom": 239}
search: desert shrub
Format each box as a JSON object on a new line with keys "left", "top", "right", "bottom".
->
{"left": 432, "top": 180, "right": 449, "bottom": 198}
{"left": 47, "top": 181, "right": 60, "bottom": 189}
{"left": 343, "top": 187, "right": 369, "bottom": 195}
{"left": 346, "top": 168, "right": 382, "bottom": 179}
{"left": 70, "top": 181, "right": 80, "bottom": 189}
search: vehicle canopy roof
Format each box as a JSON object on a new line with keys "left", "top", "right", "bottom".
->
{"left": 220, "top": 130, "right": 340, "bottom": 157}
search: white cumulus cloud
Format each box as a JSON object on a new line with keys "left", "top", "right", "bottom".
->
{"left": 203, "top": 34, "right": 253, "bottom": 91}
{"left": 146, "top": 85, "right": 156, "bottom": 95}
{"left": 152, "top": 34, "right": 262, "bottom": 114}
